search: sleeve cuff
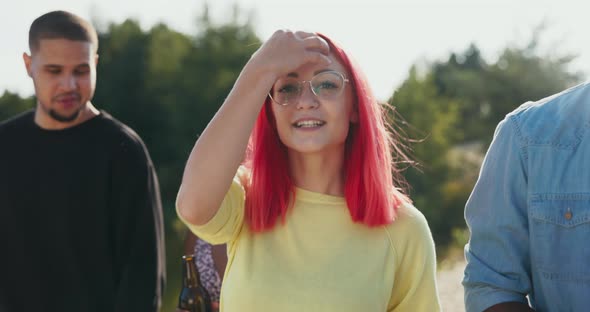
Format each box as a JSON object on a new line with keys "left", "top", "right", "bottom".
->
{"left": 464, "top": 284, "right": 529, "bottom": 312}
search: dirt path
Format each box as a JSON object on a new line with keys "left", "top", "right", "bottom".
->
{"left": 436, "top": 259, "right": 466, "bottom": 312}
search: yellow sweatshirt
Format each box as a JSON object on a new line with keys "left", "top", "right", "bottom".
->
{"left": 178, "top": 170, "right": 441, "bottom": 312}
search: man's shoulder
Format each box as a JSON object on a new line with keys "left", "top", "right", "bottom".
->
{"left": 96, "top": 110, "right": 147, "bottom": 148}
{"left": 92, "top": 110, "right": 153, "bottom": 164}
{"left": 507, "top": 82, "right": 590, "bottom": 147}
{"left": 0, "top": 110, "right": 35, "bottom": 135}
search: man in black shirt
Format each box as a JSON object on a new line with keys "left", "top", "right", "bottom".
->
{"left": 0, "top": 10, "right": 166, "bottom": 311}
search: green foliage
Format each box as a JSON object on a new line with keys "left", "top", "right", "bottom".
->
{"left": 91, "top": 14, "right": 260, "bottom": 310}
{"left": 389, "top": 68, "right": 463, "bottom": 247}
{"left": 431, "top": 40, "right": 581, "bottom": 145}
{"left": 391, "top": 33, "right": 582, "bottom": 251}
{"left": 0, "top": 91, "right": 34, "bottom": 121}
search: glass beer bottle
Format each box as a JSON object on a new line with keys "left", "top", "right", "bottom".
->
{"left": 178, "top": 254, "right": 212, "bottom": 312}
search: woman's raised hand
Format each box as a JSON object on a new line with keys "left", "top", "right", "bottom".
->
{"left": 249, "top": 30, "right": 331, "bottom": 81}
{"left": 176, "top": 32, "right": 330, "bottom": 228}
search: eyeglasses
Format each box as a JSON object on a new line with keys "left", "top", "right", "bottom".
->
{"left": 269, "top": 70, "right": 349, "bottom": 106}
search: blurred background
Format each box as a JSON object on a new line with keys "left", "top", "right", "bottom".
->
{"left": 1, "top": 0, "right": 587, "bottom": 310}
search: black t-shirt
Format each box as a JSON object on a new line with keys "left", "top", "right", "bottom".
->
{"left": 0, "top": 110, "right": 165, "bottom": 312}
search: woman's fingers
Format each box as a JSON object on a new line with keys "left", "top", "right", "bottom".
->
{"left": 303, "top": 50, "right": 332, "bottom": 66}
{"left": 302, "top": 35, "right": 330, "bottom": 56}
{"left": 249, "top": 29, "right": 332, "bottom": 79}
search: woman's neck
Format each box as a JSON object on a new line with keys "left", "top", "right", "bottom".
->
{"left": 288, "top": 147, "right": 346, "bottom": 196}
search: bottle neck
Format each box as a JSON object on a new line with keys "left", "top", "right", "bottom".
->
{"left": 182, "top": 255, "right": 200, "bottom": 288}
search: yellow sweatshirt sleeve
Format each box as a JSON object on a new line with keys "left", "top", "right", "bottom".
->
{"left": 387, "top": 203, "right": 441, "bottom": 312}
{"left": 176, "top": 166, "right": 247, "bottom": 245}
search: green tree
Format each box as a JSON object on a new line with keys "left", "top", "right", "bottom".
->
{"left": 0, "top": 91, "right": 34, "bottom": 122}
{"left": 390, "top": 32, "right": 582, "bottom": 256}
{"left": 91, "top": 9, "right": 260, "bottom": 310}
{"left": 389, "top": 68, "right": 462, "bottom": 248}
{"left": 432, "top": 36, "right": 581, "bottom": 146}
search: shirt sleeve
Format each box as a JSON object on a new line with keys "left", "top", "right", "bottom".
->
{"left": 388, "top": 203, "right": 441, "bottom": 312}
{"left": 177, "top": 166, "right": 247, "bottom": 245}
{"left": 463, "top": 116, "right": 532, "bottom": 312}
{"left": 110, "top": 136, "right": 166, "bottom": 312}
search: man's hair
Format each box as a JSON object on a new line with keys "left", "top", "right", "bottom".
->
{"left": 29, "top": 10, "right": 98, "bottom": 53}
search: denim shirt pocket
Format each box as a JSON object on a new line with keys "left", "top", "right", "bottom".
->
{"left": 529, "top": 194, "right": 590, "bottom": 277}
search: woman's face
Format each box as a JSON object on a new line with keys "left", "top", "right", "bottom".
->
{"left": 270, "top": 53, "right": 357, "bottom": 156}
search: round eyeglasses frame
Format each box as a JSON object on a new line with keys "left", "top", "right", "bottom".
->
{"left": 268, "top": 70, "right": 350, "bottom": 106}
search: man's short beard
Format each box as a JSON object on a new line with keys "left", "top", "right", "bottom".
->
{"left": 48, "top": 108, "right": 81, "bottom": 123}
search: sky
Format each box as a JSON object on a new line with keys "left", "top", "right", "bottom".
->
{"left": 1, "top": 0, "right": 588, "bottom": 101}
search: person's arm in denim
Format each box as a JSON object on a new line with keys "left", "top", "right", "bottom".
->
{"left": 463, "top": 116, "right": 534, "bottom": 312}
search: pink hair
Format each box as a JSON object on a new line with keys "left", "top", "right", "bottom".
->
{"left": 244, "top": 33, "right": 409, "bottom": 232}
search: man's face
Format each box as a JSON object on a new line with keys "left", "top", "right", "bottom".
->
{"left": 24, "top": 38, "right": 97, "bottom": 123}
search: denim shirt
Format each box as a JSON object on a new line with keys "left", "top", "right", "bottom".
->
{"left": 463, "top": 82, "right": 590, "bottom": 312}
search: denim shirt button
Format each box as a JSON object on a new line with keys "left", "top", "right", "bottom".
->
{"left": 565, "top": 210, "right": 572, "bottom": 220}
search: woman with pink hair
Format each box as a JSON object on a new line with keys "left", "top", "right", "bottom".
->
{"left": 176, "top": 30, "right": 440, "bottom": 311}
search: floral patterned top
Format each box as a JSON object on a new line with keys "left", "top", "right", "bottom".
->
{"left": 194, "top": 238, "right": 222, "bottom": 302}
